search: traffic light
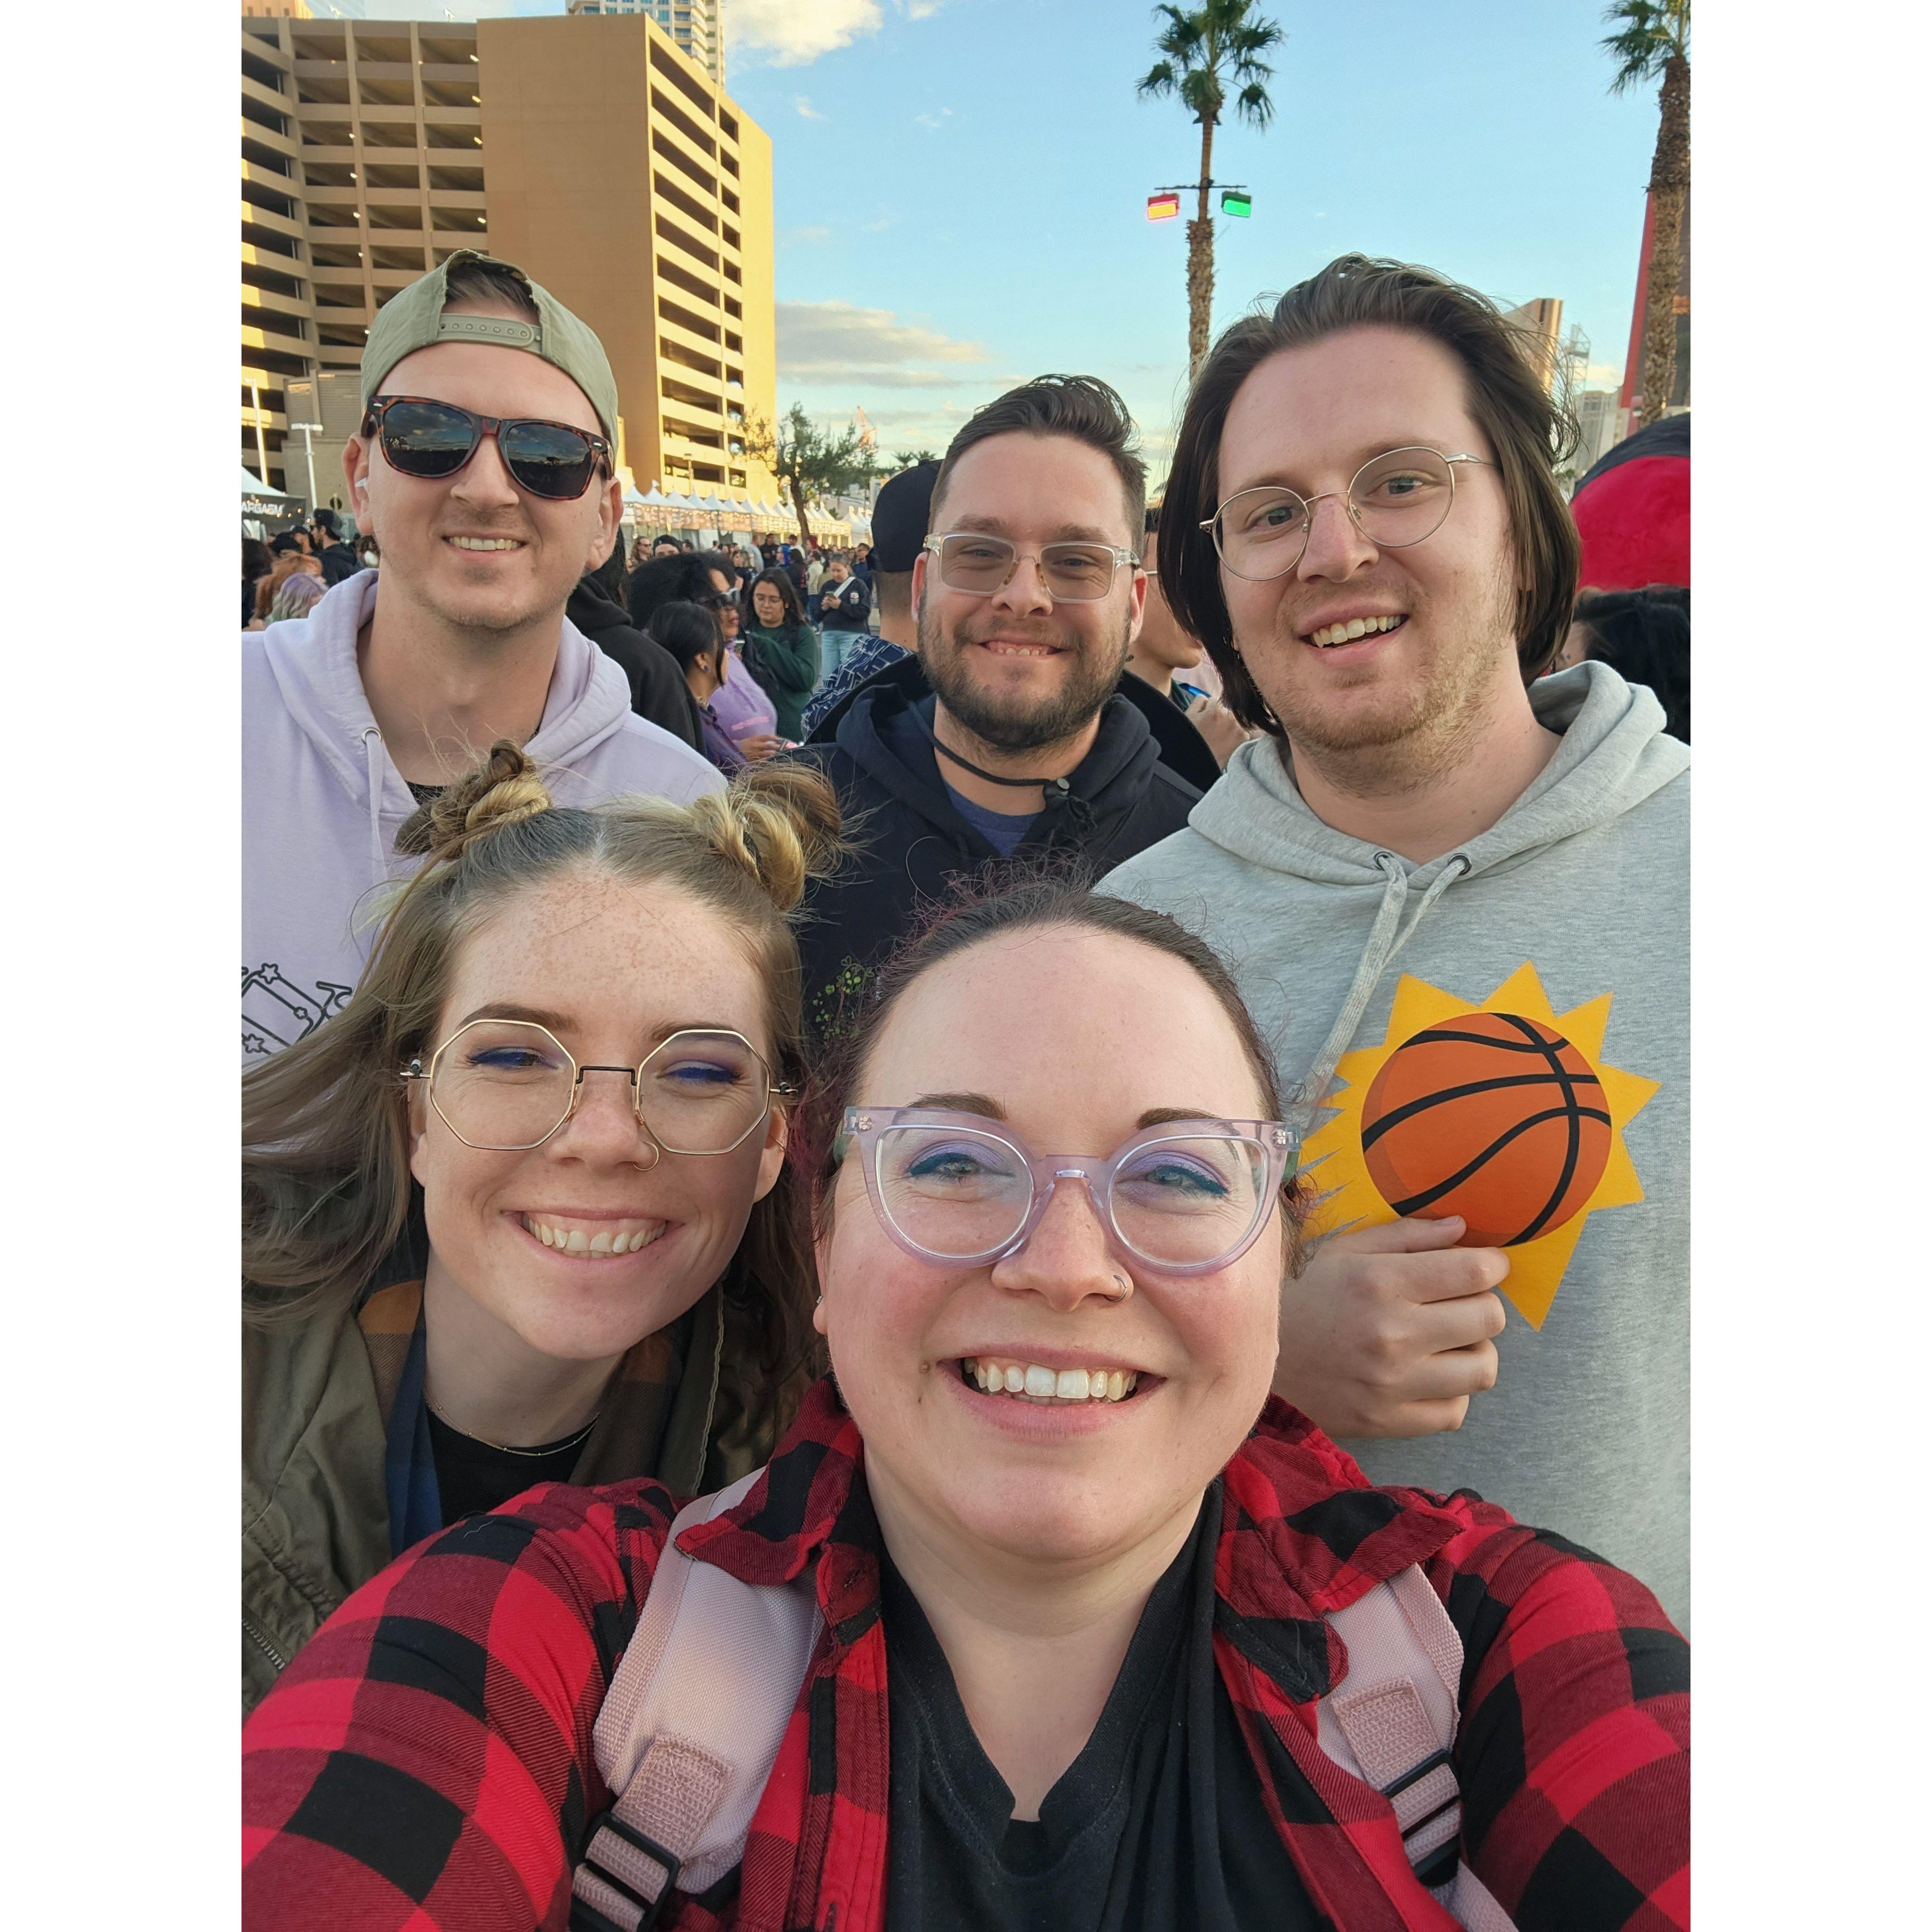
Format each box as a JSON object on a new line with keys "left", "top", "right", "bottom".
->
{"left": 1147, "top": 192, "right": 1180, "bottom": 221}
{"left": 1220, "top": 190, "right": 1253, "bottom": 218}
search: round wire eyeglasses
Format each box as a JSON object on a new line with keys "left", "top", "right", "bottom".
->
{"left": 1202, "top": 446, "right": 1493, "bottom": 582}
{"left": 405, "top": 1018, "right": 793, "bottom": 1158}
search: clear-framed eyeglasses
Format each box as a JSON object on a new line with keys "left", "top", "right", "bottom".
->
{"left": 1202, "top": 446, "right": 1493, "bottom": 582}
{"left": 405, "top": 1018, "right": 794, "bottom": 1158}
{"left": 836, "top": 1106, "right": 1298, "bottom": 1276}
{"left": 922, "top": 533, "right": 1142, "bottom": 604}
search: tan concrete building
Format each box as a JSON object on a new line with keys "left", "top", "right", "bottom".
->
{"left": 1501, "top": 297, "right": 1564, "bottom": 393}
{"left": 240, "top": 8, "right": 776, "bottom": 513}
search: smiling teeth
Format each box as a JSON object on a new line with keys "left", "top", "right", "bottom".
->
{"left": 524, "top": 1216, "right": 665, "bottom": 1255}
{"left": 450, "top": 536, "right": 522, "bottom": 550}
{"left": 963, "top": 1359, "right": 1138, "bottom": 1403}
{"left": 1309, "top": 614, "right": 1403, "bottom": 647}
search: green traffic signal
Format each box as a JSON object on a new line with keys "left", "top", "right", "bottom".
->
{"left": 1220, "top": 190, "right": 1253, "bottom": 218}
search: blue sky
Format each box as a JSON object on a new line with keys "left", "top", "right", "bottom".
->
{"left": 338, "top": 1, "right": 1666, "bottom": 481}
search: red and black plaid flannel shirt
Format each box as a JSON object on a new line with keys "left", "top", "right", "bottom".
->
{"left": 243, "top": 1380, "right": 1688, "bottom": 1931}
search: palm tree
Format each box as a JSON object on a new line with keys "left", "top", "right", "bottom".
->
{"left": 1137, "top": 1, "right": 1284, "bottom": 375}
{"left": 1603, "top": 1, "right": 1690, "bottom": 427}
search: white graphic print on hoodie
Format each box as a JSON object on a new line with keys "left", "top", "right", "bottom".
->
{"left": 1101, "top": 663, "right": 1690, "bottom": 1630}
{"left": 243, "top": 570, "right": 722, "bottom": 1061}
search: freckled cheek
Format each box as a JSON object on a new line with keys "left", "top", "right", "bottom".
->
{"left": 822, "top": 1225, "right": 949, "bottom": 1396}
{"left": 416, "top": 1150, "right": 532, "bottom": 1284}
{"left": 1173, "top": 1279, "right": 1278, "bottom": 1400}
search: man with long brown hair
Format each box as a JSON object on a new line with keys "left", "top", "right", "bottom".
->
{"left": 1104, "top": 256, "right": 1690, "bottom": 1630}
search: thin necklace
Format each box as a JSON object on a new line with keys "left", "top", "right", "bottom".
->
{"left": 425, "top": 1393, "right": 600, "bottom": 1457}
{"left": 914, "top": 707, "right": 1078, "bottom": 798}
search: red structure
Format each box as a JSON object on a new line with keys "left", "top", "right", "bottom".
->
{"left": 1619, "top": 189, "right": 1691, "bottom": 423}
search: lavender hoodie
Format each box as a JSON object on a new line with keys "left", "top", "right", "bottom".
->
{"left": 708, "top": 644, "right": 777, "bottom": 746}
{"left": 243, "top": 570, "right": 722, "bottom": 1062}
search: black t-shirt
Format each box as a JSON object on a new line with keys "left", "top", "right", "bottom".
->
{"left": 425, "top": 1407, "right": 591, "bottom": 1525}
{"left": 879, "top": 1482, "right": 1320, "bottom": 1932}
{"left": 404, "top": 779, "right": 445, "bottom": 808}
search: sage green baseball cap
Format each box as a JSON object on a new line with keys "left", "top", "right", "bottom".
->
{"left": 359, "top": 249, "right": 620, "bottom": 444}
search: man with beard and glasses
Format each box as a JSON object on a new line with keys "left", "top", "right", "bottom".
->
{"left": 781, "top": 375, "right": 1215, "bottom": 1041}
{"left": 1102, "top": 255, "right": 1690, "bottom": 1632}
{"left": 241, "top": 251, "right": 720, "bottom": 1064}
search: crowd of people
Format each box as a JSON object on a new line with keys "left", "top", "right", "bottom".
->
{"left": 239, "top": 246, "right": 1690, "bottom": 1931}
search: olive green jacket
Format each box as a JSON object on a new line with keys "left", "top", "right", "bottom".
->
{"left": 242, "top": 1278, "right": 741, "bottom": 1717}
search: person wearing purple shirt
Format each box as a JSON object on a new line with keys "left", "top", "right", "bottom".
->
{"left": 645, "top": 601, "right": 754, "bottom": 774}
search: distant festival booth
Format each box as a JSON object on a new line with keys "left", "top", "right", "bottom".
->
{"left": 242, "top": 468, "right": 306, "bottom": 539}
{"left": 624, "top": 481, "right": 797, "bottom": 554}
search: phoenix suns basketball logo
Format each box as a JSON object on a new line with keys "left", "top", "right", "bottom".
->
{"left": 1301, "top": 963, "right": 1659, "bottom": 1329}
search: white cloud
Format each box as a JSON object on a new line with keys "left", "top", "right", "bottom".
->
{"left": 810, "top": 367, "right": 1010, "bottom": 390}
{"left": 779, "top": 226, "right": 834, "bottom": 247}
{"left": 778, "top": 300, "right": 992, "bottom": 378}
{"left": 902, "top": 1, "right": 948, "bottom": 17}
{"left": 724, "top": 0, "right": 883, "bottom": 66}
{"left": 914, "top": 107, "right": 954, "bottom": 130}
{"left": 793, "top": 95, "right": 826, "bottom": 120}
{"left": 828, "top": 398, "right": 978, "bottom": 454}
{"left": 776, "top": 304, "right": 1013, "bottom": 450}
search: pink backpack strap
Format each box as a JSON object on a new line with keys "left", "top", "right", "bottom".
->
{"left": 572, "top": 1471, "right": 822, "bottom": 1932}
{"left": 1318, "top": 1565, "right": 1518, "bottom": 1931}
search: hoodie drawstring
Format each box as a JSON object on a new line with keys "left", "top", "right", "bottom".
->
{"left": 362, "top": 726, "right": 387, "bottom": 884}
{"left": 1291, "top": 849, "right": 1472, "bottom": 1125}
{"left": 1042, "top": 776, "right": 1098, "bottom": 846}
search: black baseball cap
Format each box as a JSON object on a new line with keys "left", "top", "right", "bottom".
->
{"left": 869, "top": 460, "right": 940, "bottom": 573}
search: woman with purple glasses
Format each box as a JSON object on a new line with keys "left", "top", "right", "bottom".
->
{"left": 244, "top": 882, "right": 1688, "bottom": 1932}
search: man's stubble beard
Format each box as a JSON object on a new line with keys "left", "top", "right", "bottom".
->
{"left": 408, "top": 539, "right": 569, "bottom": 649}
{"left": 918, "top": 600, "right": 1132, "bottom": 756}
{"left": 1247, "top": 558, "right": 1519, "bottom": 792}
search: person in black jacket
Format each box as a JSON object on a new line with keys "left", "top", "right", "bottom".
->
{"left": 244, "top": 535, "right": 274, "bottom": 627}
{"left": 817, "top": 553, "right": 871, "bottom": 641}
{"left": 310, "top": 509, "right": 364, "bottom": 586}
{"left": 783, "top": 375, "right": 1213, "bottom": 1039}
{"left": 566, "top": 539, "right": 704, "bottom": 749}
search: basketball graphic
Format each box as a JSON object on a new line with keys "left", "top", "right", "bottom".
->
{"left": 1301, "top": 965, "right": 1659, "bottom": 1328}
{"left": 1359, "top": 1012, "right": 1612, "bottom": 1247}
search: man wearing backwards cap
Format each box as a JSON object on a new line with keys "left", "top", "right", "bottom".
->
{"left": 799, "top": 459, "right": 935, "bottom": 735}
{"left": 241, "top": 250, "right": 721, "bottom": 1063}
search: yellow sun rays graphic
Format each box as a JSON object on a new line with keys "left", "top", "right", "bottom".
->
{"left": 1299, "top": 963, "right": 1659, "bottom": 1329}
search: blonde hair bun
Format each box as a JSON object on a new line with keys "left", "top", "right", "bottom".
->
{"left": 395, "top": 739, "right": 554, "bottom": 861}
{"left": 689, "top": 763, "right": 844, "bottom": 914}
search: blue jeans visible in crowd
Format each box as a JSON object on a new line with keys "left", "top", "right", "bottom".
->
{"left": 820, "top": 627, "right": 856, "bottom": 685}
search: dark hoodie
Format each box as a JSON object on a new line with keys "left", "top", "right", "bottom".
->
{"left": 317, "top": 541, "right": 363, "bottom": 587}
{"left": 783, "top": 654, "right": 1204, "bottom": 1038}
{"left": 567, "top": 549, "right": 704, "bottom": 750}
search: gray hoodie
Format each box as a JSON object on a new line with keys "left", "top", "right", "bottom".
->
{"left": 1101, "top": 663, "right": 1689, "bottom": 1627}
{"left": 243, "top": 570, "right": 722, "bottom": 1062}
